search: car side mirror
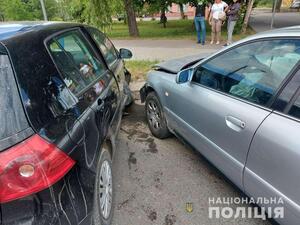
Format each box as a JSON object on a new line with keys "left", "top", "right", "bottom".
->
{"left": 176, "top": 68, "right": 194, "bottom": 84}
{"left": 120, "top": 48, "right": 133, "bottom": 59}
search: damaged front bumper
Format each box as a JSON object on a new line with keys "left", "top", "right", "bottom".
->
{"left": 139, "top": 84, "right": 148, "bottom": 103}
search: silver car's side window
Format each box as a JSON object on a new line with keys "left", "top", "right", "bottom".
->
{"left": 289, "top": 94, "right": 300, "bottom": 119}
{"left": 192, "top": 39, "right": 300, "bottom": 106}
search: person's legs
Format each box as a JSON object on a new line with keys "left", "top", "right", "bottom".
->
{"left": 194, "top": 17, "right": 201, "bottom": 43}
{"left": 227, "top": 19, "right": 230, "bottom": 43}
{"left": 216, "top": 20, "right": 222, "bottom": 44}
{"left": 211, "top": 19, "right": 216, "bottom": 44}
{"left": 227, "top": 20, "right": 236, "bottom": 44}
{"left": 200, "top": 17, "right": 206, "bottom": 45}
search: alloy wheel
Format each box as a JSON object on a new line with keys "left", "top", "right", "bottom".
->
{"left": 147, "top": 100, "right": 162, "bottom": 130}
{"left": 99, "top": 160, "right": 112, "bottom": 219}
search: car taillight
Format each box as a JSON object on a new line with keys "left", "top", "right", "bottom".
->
{"left": 0, "top": 134, "right": 75, "bottom": 203}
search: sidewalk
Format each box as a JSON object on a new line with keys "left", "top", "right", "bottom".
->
{"left": 113, "top": 39, "right": 221, "bottom": 61}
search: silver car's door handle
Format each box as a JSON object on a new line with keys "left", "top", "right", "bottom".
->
{"left": 225, "top": 116, "right": 246, "bottom": 132}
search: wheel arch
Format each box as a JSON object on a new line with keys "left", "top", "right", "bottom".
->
{"left": 144, "top": 85, "right": 156, "bottom": 97}
{"left": 141, "top": 84, "right": 161, "bottom": 103}
{"left": 101, "top": 138, "right": 114, "bottom": 160}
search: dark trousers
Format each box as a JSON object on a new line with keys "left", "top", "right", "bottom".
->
{"left": 194, "top": 16, "right": 206, "bottom": 44}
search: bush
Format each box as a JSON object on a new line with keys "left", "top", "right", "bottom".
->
{"left": 234, "top": 3, "right": 247, "bottom": 34}
{"left": 256, "top": 0, "right": 274, "bottom": 8}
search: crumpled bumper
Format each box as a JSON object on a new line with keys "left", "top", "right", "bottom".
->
{"left": 139, "top": 84, "right": 148, "bottom": 103}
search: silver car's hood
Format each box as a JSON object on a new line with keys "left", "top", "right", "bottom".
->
{"left": 153, "top": 53, "right": 210, "bottom": 74}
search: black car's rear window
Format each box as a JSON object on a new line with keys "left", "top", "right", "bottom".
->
{"left": 0, "top": 53, "right": 29, "bottom": 142}
{"left": 0, "top": 43, "right": 6, "bottom": 54}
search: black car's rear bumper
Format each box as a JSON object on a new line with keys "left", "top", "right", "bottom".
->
{"left": 1, "top": 167, "right": 94, "bottom": 225}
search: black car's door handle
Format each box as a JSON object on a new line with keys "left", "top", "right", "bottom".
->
{"left": 96, "top": 98, "right": 105, "bottom": 111}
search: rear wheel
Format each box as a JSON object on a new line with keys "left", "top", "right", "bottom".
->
{"left": 145, "top": 92, "right": 170, "bottom": 139}
{"left": 93, "top": 145, "right": 114, "bottom": 225}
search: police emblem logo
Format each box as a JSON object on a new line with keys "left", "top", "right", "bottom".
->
{"left": 186, "top": 202, "right": 193, "bottom": 213}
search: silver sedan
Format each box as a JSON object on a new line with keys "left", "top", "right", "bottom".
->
{"left": 140, "top": 27, "right": 300, "bottom": 225}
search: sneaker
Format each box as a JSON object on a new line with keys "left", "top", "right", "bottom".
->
{"left": 216, "top": 41, "right": 220, "bottom": 45}
{"left": 210, "top": 41, "right": 214, "bottom": 44}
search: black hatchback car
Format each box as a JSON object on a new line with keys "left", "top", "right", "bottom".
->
{"left": 0, "top": 22, "right": 133, "bottom": 225}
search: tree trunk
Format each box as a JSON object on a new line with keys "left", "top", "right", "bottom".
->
{"left": 242, "top": 0, "right": 255, "bottom": 34}
{"left": 273, "top": 0, "right": 282, "bottom": 12}
{"left": 179, "top": 3, "right": 185, "bottom": 19}
{"left": 160, "top": 3, "right": 167, "bottom": 28}
{"left": 124, "top": 0, "right": 139, "bottom": 37}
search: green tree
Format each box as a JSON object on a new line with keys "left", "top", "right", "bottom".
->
{"left": 111, "top": 0, "right": 125, "bottom": 16}
{"left": 2, "top": 0, "right": 35, "bottom": 20}
{"left": 1, "top": 0, "right": 59, "bottom": 21}
{"left": 273, "top": 0, "right": 283, "bottom": 12}
{"left": 143, "top": 0, "right": 172, "bottom": 27}
{"left": 90, "top": 0, "right": 113, "bottom": 28}
{"left": 59, "top": 0, "right": 124, "bottom": 30}
{"left": 58, "top": 0, "right": 139, "bottom": 35}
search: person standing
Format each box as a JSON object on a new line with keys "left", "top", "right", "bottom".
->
{"left": 194, "top": 2, "right": 209, "bottom": 45}
{"left": 225, "top": 0, "right": 241, "bottom": 46}
{"left": 209, "top": 0, "right": 228, "bottom": 45}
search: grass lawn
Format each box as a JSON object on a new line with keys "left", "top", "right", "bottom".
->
{"left": 107, "top": 19, "right": 195, "bottom": 39}
{"left": 125, "top": 60, "right": 159, "bottom": 81}
{"left": 106, "top": 19, "right": 255, "bottom": 41}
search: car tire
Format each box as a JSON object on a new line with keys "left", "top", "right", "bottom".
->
{"left": 93, "top": 145, "right": 114, "bottom": 225}
{"left": 145, "top": 92, "right": 170, "bottom": 139}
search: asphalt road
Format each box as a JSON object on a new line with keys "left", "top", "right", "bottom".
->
{"left": 250, "top": 10, "right": 300, "bottom": 33}
{"left": 111, "top": 89, "right": 271, "bottom": 225}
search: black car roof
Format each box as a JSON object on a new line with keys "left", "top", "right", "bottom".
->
{"left": 0, "top": 21, "right": 83, "bottom": 41}
{"left": 0, "top": 22, "right": 37, "bottom": 40}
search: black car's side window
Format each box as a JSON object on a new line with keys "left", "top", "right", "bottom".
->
{"left": 48, "top": 29, "right": 106, "bottom": 95}
{"left": 87, "top": 27, "right": 118, "bottom": 67}
{"left": 193, "top": 39, "right": 300, "bottom": 107}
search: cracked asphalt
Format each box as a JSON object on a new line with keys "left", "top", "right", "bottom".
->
{"left": 111, "top": 89, "right": 271, "bottom": 225}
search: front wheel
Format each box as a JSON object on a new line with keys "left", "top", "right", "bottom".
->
{"left": 145, "top": 92, "right": 170, "bottom": 139}
{"left": 93, "top": 145, "right": 114, "bottom": 225}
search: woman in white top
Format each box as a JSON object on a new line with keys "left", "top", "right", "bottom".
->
{"left": 209, "top": 0, "right": 228, "bottom": 45}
